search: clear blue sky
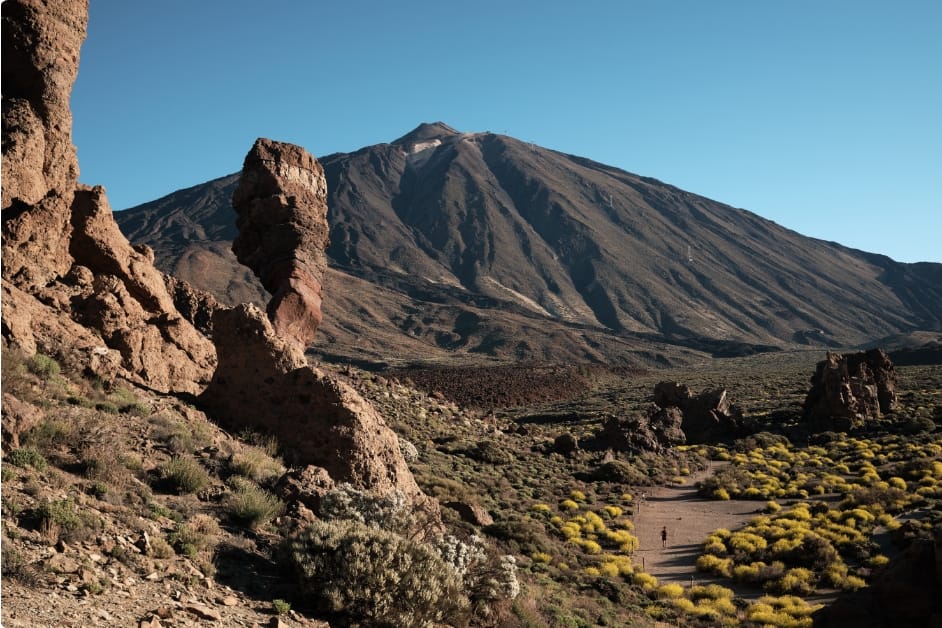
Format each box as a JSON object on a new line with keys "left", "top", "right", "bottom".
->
{"left": 72, "top": 0, "right": 941, "bottom": 263}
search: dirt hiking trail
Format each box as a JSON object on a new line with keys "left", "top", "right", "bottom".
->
{"left": 633, "top": 464, "right": 757, "bottom": 587}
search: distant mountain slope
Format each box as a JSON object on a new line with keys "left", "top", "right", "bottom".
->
{"left": 116, "top": 122, "right": 942, "bottom": 365}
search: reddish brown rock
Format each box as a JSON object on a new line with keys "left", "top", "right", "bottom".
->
{"left": 442, "top": 500, "right": 494, "bottom": 527}
{"left": 1, "top": 0, "right": 85, "bottom": 207}
{"left": 273, "top": 465, "right": 336, "bottom": 513}
{"left": 200, "top": 304, "right": 437, "bottom": 516}
{"left": 652, "top": 381, "right": 743, "bottom": 443}
{"left": 803, "top": 349, "right": 898, "bottom": 431}
{"left": 2, "top": 0, "right": 88, "bottom": 285}
{"left": 163, "top": 275, "right": 220, "bottom": 336}
{"left": 1, "top": 0, "right": 215, "bottom": 395}
{"left": 590, "top": 406, "right": 686, "bottom": 454}
{"left": 1, "top": 393, "right": 44, "bottom": 450}
{"left": 653, "top": 381, "right": 692, "bottom": 408}
{"left": 231, "top": 139, "right": 329, "bottom": 350}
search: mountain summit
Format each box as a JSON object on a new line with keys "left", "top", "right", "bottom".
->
{"left": 116, "top": 124, "right": 942, "bottom": 366}
{"left": 392, "top": 121, "right": 460, "bottom": 145}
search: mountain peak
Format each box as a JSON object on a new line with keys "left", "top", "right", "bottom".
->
{"left": 392, "top": 122, "right": 460, "bottom": 146}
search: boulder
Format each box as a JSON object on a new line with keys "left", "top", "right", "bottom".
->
{"left": 652, "top": 381, "right": 743, "bottom": 443}
{"left": 68, "top": 186, "right": 216, "bottom": 393}
{"left": 231, "top": 139, "right": 329, "bottom": 350}
{"left": 653, "top": 381, "right": 692, "bottom": 409}
{"left": 552, "top": 432, "right": 579, "bottom": 456}
{"left": 200, "top": 304, "right": 437, "bottom": 516}
{"left": 590, "top": 406, "right": 686, "bottom": 454}
{"left": 273, "top": 465, "right": 336, "bottom": 513}
{"left": 163, "top": 275, "right": 220, "bottom": 336}
{"left": 442, "top": 500, "right": 494, "bottom": 527}
{"left": 803, "top": 349, "right": 898, "bottom": 431}
{"left": 1, "top": 392, "right": 44, "bottom": 450}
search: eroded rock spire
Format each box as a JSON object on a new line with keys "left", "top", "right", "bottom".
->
{"left": 231, "top": 138, "right": 329, "bottom": 350}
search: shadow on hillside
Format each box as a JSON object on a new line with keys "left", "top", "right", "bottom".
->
{"left": 213, "top": 542, "right": 303, "bottom": 610}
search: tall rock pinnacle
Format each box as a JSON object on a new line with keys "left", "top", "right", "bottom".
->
{"left": 231, "top": 138, "right": 329, "bottom": 350}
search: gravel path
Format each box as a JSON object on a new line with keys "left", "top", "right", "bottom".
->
{"left": 632, "top": 465, "right": 759, "bottom": 587}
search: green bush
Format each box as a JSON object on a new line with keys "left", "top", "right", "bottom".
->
{"left": 229, "top": 448, "right": 283, "bottom": 483}
{"left": 23, "top": 419, "right": 74, "bottom": 450}
{"left": 26, "top": 353, "right": 60, "bottom": 382}
{"left": 318, "top": 483, "right": 410, "bottom": 533}
{"left": 226, "top": 481, "right": 284, "bottom": 527}
{"left": 34, "top": 498, "right": 102, "bottom": 543}
{"left": 38, "top": 499, "right": 80, "bottom": 530}
{"left": 282, "top": 519, "right": 467, "bottom": 626}
{"left": 6, "top": 447, "right": 47, "bottom": 472}
{"left": 169, "top": 515, "right": 220, "bottom": 557}
{"left": 161, "top": 456, "right": 211, "bottom": 494}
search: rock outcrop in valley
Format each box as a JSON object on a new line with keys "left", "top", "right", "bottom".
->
{"left": 803, "top": 349, "right": 899, "bottom": 431}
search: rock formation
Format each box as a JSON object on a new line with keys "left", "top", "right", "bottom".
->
{"left": 202, "top": 140, "right": 438, "bottom": 519}
{"left": 652, "top": 381, "right": 744, "bottom": 443}
{"left": 200, "top": 304, "right": 437, "bottom": 516}
{"left": 1, "top": 0, "right": 215, "bottom": 395}
{"left": 803, "top": 349, "right": 898, "bottom": 431}
{"left": 231, "top": 139, "right": 329, "bottom": 350}
{"left": 589, "top": 406, "right": 686, "bottom": 454}
{"left": 2, "top": 0, "right": 87, "bottom": 285}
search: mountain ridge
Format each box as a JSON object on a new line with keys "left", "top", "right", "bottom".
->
{"left": 116, "top": 122, "right": 942, "bottom": 366}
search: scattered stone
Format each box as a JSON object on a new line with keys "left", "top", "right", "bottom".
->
{"left": 139, "top": 616, "right": 162, "bottom": 628}
{"left": 184, "top": 603, "right": 221, "bottom": 621}
{"left": 136, "top": 531, "right": 152, "bottom": 555}
{"left": 47, "top": 554, "right": 80, "bottom": 574}
{"left": 552, "top": 432, "right": 579, "bottom": 456}
{"left": 154, "top": 606, "right": 174, "bottom": 619}
{"left": 220, "top": 595, "right": 238, "bottom": 607}
{"left": 442, "top": 500, "right": 494, "bottom": 527}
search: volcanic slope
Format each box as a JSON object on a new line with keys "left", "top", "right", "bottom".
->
{"left": 116, "top": 122, "right": 942, "bottom": 365}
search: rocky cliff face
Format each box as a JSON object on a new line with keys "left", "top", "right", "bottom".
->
{"left": 1, "top": 0, "right": 214, "bottom": 394}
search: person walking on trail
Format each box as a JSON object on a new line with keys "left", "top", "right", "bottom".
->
{"left": 661, "top": 526, "right": 668, "bottom": 548}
